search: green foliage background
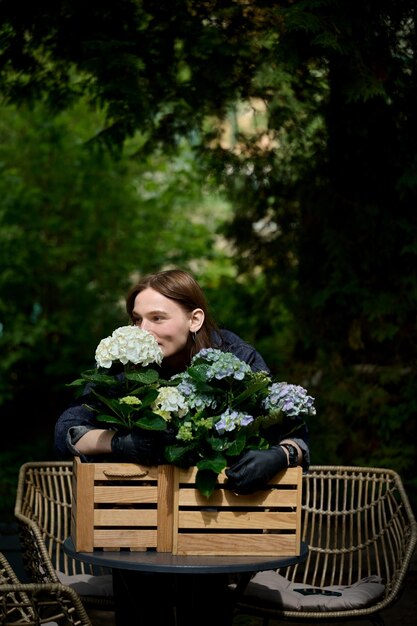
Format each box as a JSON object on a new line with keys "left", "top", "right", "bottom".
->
{"left": 1, "top": 0, "right": 416, "bottom": 523}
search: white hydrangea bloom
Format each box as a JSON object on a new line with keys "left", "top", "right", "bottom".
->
{"left": 95, "top": 326, "right": 163, "bottom": 368}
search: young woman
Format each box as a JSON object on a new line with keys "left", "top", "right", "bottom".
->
{"left": 54, "top": 268, "right": 309, "bottom": 494}
{"left": 55, "top": 268, "right": 310, "bottom": 626}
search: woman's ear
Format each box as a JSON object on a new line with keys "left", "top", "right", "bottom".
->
{"left": 190, "top": 308, "right": 205, "bottom": 332}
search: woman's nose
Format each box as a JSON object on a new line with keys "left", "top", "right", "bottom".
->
{"left": 140, "top": 319, "right": 151, "bottom": 332}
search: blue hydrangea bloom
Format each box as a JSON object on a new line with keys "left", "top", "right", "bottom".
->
{"left": 215, "top": 408, "right": 254, "bottom": 434}
{"left": 191, "top": 348, "right": 252, "bottom": 381}
{"left": 263, "top": 382, "right": 316, "bottom": 417}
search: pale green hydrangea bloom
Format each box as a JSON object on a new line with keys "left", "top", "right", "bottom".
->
{"left": 177, "top": 415, "right": 213, "bottom": 442}
{"left": 119, "top": 395, "right": 142, "bottom": 406}
{"left": 177, "top": 422, "right": 194, "bottom": 441}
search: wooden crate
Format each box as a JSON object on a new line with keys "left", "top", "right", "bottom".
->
{"left": 172, "top": 465, "right": 302, "bottom": 556}
{"left": 71, "top": 458, "right": 175, "bottom": 552}
{"left": 71, "top": 457, "right": 302, "bottom": 556}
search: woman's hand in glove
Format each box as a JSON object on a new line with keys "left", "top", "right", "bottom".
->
{"left": 111, "top": 430, "right": 162, "bottom": 466}
{"left": 225, "top": 446, "right": 288, "bottom": 494}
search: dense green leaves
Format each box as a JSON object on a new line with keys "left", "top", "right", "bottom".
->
{"left": 0, "top": 100, "right": 226, "bottom": 437}
{"left": 0, "top": 0, "right": 280, "bottom": 149}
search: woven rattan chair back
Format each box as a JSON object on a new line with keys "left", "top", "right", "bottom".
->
{"left": 0, "top": 549, "right": 93, "bottom": 625}
{"left": 236, "top": 465, "right": 417, "bottom": 625}
{"left": 14, "top": 460, "right": 113, "bottom": 611}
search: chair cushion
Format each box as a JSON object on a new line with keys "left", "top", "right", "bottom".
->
{"left": 239, "top": 571, "right": 385, "bottom": 611}
{"left": 57, "top": 571, "right": 114, "bottom": 597}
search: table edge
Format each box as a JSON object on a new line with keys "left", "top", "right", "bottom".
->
{"left": 63, "top": 538, "right": 308, "bottom": 574}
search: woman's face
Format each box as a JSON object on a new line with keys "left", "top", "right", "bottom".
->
{"left": 131, "top": 287, "right": 202, "bottom": 359}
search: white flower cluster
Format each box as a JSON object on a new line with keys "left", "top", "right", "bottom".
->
{"left": 95, "top": 325, "right": 163, "bottom": 369}
{"left": 152, "top": 386, "right": 188, "bottom": 420}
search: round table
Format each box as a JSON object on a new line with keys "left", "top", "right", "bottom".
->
{"left": 64, "top": 537, "right": 308, "bottom": 626}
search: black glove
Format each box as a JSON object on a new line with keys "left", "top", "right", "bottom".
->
{"left": 157, "top": 426, "right": 178, "bottom": 447}
{"left": 111, "top": 430, "right": 162, "bottom": 466}
{"left": 225, "top": 446, "right": 288, "bottom": 494}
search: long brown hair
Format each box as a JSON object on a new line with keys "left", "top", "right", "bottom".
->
{"left": 126, "top": 269, "right": 220, "bottom": 361}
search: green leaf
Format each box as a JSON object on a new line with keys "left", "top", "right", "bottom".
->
{"left": 186, "top": 364, "right": 222, "bottom": 391}
{"left": 165, "top": 444, "right": 195, "bottom": 467}
{"left": 90, "top": 390, "right": 124, "bottom": 415}
{"left": 134, "top": 414, "right": 167, "bottom": 430}
{"left": 96, "top": 413, "right": 127, "bottom": 426}
{"left": 233, "top": 377, "right": 270, "bottom": 405}
{"left": 83, "top": 371, "right": 120, "bottom": 385}
{"left": 132, "top": 388, "right": 159, "bottom": 407}
{"left": 164, "top": 443, "right": 196, "bottom": 463}
{"left": 207, "top": 435, "right": 232, "bottom": 452}
{"left": 186, "top": 363, "right": 210, "bottom": 382}
{"left": 66, "top": 378, "right": 88, "bottom": 388}
{"left": 67, "top": 371, "right": 121, "bottom": 389}
{"left": 197, "top": 454, "right": 227, "bottom": 474}
{"left": 207, "top": 428, "right": 248, "bottom": 455}
{"left": 125, "top": 369, "right": 160, "bottom": 384}
{"left": 195, "top": 468, "right": 219, "bottom": 499}
{"left": 224, "top": 437, "right": 246, "bottom": 456}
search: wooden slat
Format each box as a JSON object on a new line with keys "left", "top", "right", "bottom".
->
{"left": 177, "top": 488, "right": 299, "bottom": 507}
{"left": 94, "top": 485, "right": 158, "bottom": 504}
{"left": 177, "top": 509, "right": 298, "bottom": 530}
{"left": 72, "top": 460, "right": 95, "bottom": 551}
{"left": 175, "top": 532, "right": 299, "bottom": 556}
{"left": 172, "top": 467, "right": 181, "bottom": 554}
{"left": 294, "top": 465, "right": 303, "bottom": 547}
{"left": 157, "top": 464, "right": 174, "bottom": 552}
{"left": 93, "top": 528, "right": 157, "bottom": 549}
{"left": 94, "top": 509, "right": 157, "bottom": 526}
{"left": 178, "top": 466, "right": 300, "bottom": 485}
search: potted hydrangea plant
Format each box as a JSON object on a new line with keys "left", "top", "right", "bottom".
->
{"left": 69, "top": 325, "right": 316, "bottom": 497}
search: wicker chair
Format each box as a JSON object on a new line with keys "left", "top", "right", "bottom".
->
{"left": 14, "top": 461, "right": 114, "bottom": 612}
{"left": 0, "top": 549, "right": 93, "bottom": 625}
{"left": 234, "top": 465, "right": 417, "bottom": 626}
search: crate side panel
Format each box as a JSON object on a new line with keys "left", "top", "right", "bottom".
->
{"left": 71, "top": 460, "right": 164, "bottom": 552}
{"left": 172, "top": 466, "right": 302, "bottom": 555}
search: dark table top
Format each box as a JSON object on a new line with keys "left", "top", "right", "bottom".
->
{"left": 64, "top": 537, "right": 308, "bottom": 575}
